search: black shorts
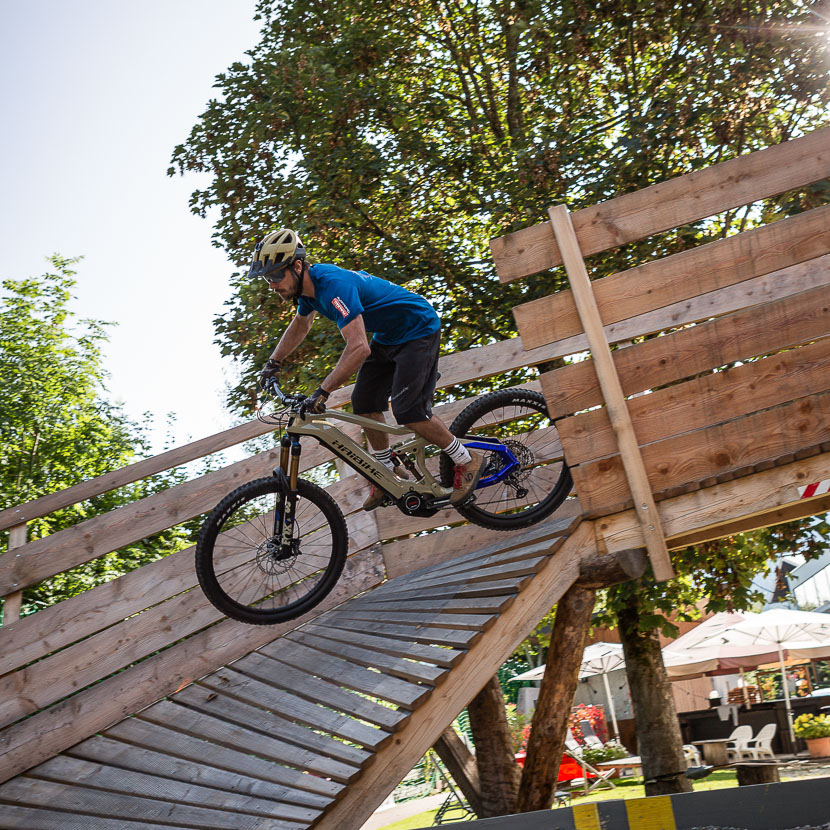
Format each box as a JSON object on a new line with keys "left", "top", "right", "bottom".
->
{"left": 351, "top": 330, "right": 440, "bottom": 424}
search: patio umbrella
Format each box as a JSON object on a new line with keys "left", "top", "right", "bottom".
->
{"left": 675, "top": 609, "right": 830, "bottom": 744}
{"left": 511, "top": 642, "right": 626, "bottom": 738}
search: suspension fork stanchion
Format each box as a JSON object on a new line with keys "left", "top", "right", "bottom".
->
{"left": 280, "top": 435, "right": 302, "bottom": 553}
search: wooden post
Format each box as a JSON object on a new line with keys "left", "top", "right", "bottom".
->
{"left": 433, "top": 727, "right": 484, "bottom": 817}
{"left": 3, "top": 523, "right": 27, "bottom": 625}
{"left": 547, "top": 204, "right": 674, "bottom": 581}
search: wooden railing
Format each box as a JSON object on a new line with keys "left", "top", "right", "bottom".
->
{"left": 493, "top": 127, "right": 830, "bottom": 576}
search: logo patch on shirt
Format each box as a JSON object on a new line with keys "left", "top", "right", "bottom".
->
{"left": 331, "top": 297, "right": 350, "bottom": 318}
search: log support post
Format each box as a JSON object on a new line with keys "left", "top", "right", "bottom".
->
{"left": 547, "top": 204, "right": 674, "bottom": 581}
{"left": 515, "top": 546, "right": 647, "bottom": 813}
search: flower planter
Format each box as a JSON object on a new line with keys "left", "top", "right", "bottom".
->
{"left": 805, "top": 736, "right": 830, "bottom": 758}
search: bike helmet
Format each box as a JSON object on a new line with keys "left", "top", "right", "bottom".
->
{"left": 248, "top": 228, "right": 306, "bottom": 282}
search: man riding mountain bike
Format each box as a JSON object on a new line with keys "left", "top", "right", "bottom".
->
{"left": 250, "top": 228, "right": 486, "bottom": 511}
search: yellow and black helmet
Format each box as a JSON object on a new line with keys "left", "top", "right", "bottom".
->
{"left": 248, "top": 228, "right": 306, "bottom": 281}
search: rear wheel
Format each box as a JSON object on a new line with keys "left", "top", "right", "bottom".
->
{"left": 440, "top": 388, "right": 572, "bottom": 530}
{"left": 195, "top": 476, "right": 348, "bottom": 625}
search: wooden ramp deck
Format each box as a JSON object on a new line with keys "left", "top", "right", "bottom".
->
{"left": 0, "top": 515, "right": 586, "bottom": 830}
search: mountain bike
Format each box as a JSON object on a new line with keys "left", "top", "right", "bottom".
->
{"left": 195, "top": 383, "right": 572, "bottom": 625}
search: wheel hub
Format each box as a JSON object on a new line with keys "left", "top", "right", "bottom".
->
{"left": 256, "top": 538, "right": 298, "bottom": 575}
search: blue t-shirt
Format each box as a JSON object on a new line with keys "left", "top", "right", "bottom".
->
{"left": 297, "top": 263, "right": 440, "bottom": 345}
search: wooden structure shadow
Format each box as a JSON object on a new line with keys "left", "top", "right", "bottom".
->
{"left": 0, "top": 127, "right": 828, "bottom": 828}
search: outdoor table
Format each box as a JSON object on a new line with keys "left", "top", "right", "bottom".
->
{"left": 692, "top": 738, "right": 730, "bottom": 766}
{"left": 596, "top": 756, "right": 643, "bottom": 778}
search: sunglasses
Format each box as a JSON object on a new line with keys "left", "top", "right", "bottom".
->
{"left": 264, "top": 266, "right": 291, "bottom": 285}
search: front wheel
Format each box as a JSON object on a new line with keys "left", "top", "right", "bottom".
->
{"left": 195, "top": 476, "right": 348, "bottom": 625}
{"left": 440, "top": 388, "right": 573, "bottom": 530}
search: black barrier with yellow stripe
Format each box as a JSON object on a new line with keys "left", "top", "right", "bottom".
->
{"left": 420, "top": 776, "right": 830, "bottom": 830}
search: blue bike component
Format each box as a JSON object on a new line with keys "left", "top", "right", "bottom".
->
{"left": 462, "top": 437, "right": 520, "bottom": 489}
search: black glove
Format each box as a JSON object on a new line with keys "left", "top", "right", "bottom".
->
{"left": 299, "top": 386, "right": 330, "bottom": 416}
{"left": 259, "top": 358, "right": 281, "bottom": 389}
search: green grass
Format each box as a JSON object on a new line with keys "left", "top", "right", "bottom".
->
{"left": 376, "top": 810, "right": 441, "bottom": 830}
{"left": 375, "top": 771, "right": 745, "bottom": 829}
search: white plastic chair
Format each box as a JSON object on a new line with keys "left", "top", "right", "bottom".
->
{"left": 683, "top": 744, "right": 702, "bottom": 766}
{"left": 725, "top": 725, "right": 754, "bottom": 762}
{"left": 746, "top": 723, "right": 777, "bottom": 760}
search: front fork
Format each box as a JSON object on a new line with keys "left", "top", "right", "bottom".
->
{"left": 275, "top": 433, "right": 301, "bottom": 555}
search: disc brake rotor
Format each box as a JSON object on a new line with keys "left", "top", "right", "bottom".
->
{"left": 256, "top": 538, "right": 298, "bottom": 575}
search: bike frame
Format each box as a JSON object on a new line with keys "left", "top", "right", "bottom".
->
{"left": 271, "top": 395, "right": 523, "bottom": 507}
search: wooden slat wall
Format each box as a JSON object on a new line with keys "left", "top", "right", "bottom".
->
{"left": 500, "top": 126, "right": 830, "bottom": 523}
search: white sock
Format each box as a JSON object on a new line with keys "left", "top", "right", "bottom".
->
{"left": 372, "top": 448, "right": 395, "bottom": 471}
{"left": 442, "top": 437, "right": 471, "bottom": 465}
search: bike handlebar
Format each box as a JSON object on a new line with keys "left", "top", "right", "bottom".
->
{"left": 264, "top": 379, "right": 307, "bottom": 409}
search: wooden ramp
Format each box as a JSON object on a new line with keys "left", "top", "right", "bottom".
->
{"left": 0, "top": 514, "right": 585, "bottom": 830}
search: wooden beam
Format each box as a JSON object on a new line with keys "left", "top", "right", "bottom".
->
{"left": 311, "top": 520, "right": 593, "bottom": 830}
{"left": 433, "top": 727, "right": 484, "bottom": 817}
{"left": 492, "top": 127, "right": 830, "bottom": 282}
{"left": 595, "top": 451, "right": 830, "bottom": 554}
{"left": 548, "top": 204, "right": 673, "bottom": 581}
{"left": 1, "top": 524, "right": 26, "bottom": 625}
{"left": 514, "top": 206, "right": 830, "bottom": 349}
{"left": 572, "top": 391, "right": 830, "bottom": 517}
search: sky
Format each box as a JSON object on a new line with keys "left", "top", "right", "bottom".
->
{"left": 0, "top": 1, "right": 263, "bottom": 453}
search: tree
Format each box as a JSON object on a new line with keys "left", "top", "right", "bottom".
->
{"left": 0, "top": 257, "right": 199, "bottom": 618}
{"left": 171, "top": 0, "right": 830, "bottom": 413}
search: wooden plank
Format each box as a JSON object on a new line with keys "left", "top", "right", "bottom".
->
{"left": 548, "top": 204, "right": 672, "bottom": 580}
{"left": 30, "top": 754, "right": 321, "bottom": 824}
{"left": 258, "top": 638, "right": 432, "bottom": 708}
{"left": 332, "top": 610, "right": 495, "bottom": 631}
{"left": 197, "top": 668, "right": 391, "bottom": 751}
{"left": 515, "top": 206, "right": 830, "bottom": 349}
{"left": 311, "top": 520, "right": 592, "bottom": 829}
{"left": 574, "top": 391, "right": 830, "bottom": 517}
{"left": 1, "top": 524, "right": 26, "bottom": 624}
{"left": 104, "top": 716, "right": 336, "bottom": 803}
{"left": 0, "top": 805, "right": 178, "bottom": 830}
{"left": 357, "top": 577, "right": 528, "bottom": 604}
{"left": 0, "top": 776, "right": 305, "bottom": 830}
{"left": 286, "top": 629, "right": 448, "bottom": 685}
{"left": 542, "top": 282, "right": 830, "bottom": 419}
{"left": 68, "top": 733, "right": 334, "bottom": 809}
{"left": 398, "top": 543, "right": 560, "bottom": 587}
{"left": 597, "top": 451, "right": 830, "bottom": 554}
{"left": 137, "top": 699, "right": 360, "bottom": 785}
{"left": 561, "top": 338, "right": 830, "bottom": 465}
{"left": 349, "top": 591, "right": 518, "bottom": 612}
{"left": 173, "top": 684, "right": 370, "bottom": 769}
{"left": 301, "top": 623, "right": 466, "bottom": 667}
{"left": 0, "top": 548, "right": 385, "bottom": 785}
{"left": 492, "top": 127, "right": 830, "bottom": 282}
{"left": 231, "top": 652, "right": 406, "bottom": 729}
{"left": 320, "top": 618, "right": 483, "bottom": 648}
